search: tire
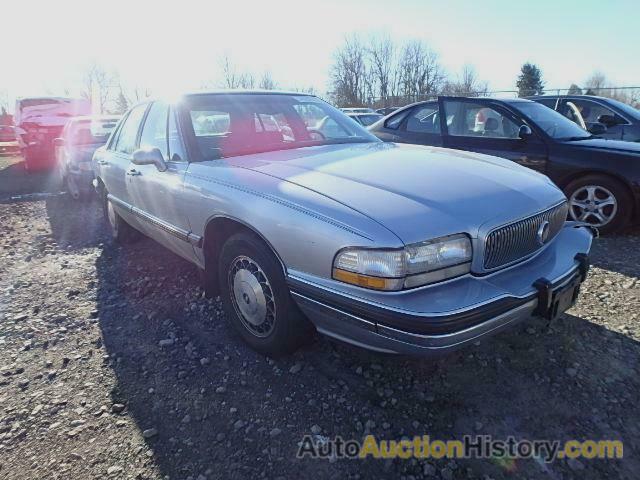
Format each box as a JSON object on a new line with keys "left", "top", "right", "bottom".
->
{"left": 218, "top": 232, "right": 313, "bottom": 356}
{"left": 564, "top": 175, "right": 633, "bottom": 234}
{"left": 102, "top": 189, "right": 141, "bottom": 243}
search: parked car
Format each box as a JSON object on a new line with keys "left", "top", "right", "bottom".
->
{"left": 369, "top": 96, "right": 640, "bottom": 233}
{"left": 54, "top": 115, "right": 120, "bottom": 199}
{"left": 376, "top": 107, "right": 399, "bottom": 116}
{"left": 14, "top": 97, "right": 92, "bottom": 171}
{"left": 94, "top": 91, "right": 593, "bottom": 356}
{"left": 0, "top": 125, "right": 20, "bottom": 156}
{"left": 341, "top": 107, "right": 376, "bottom": 114}
{"left": 346, "top": 112, "right": 384, "bottom": 126}
{"left": 528, "top": 95, "right": 640, "bottom": 142}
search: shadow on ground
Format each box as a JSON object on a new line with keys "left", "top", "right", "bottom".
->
{"left": 45, "top": 196, "right": 640, "bottom": 479}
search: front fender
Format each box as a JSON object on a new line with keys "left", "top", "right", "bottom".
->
{"left": 183, "top": 161, "right": 403, "bottom": 278}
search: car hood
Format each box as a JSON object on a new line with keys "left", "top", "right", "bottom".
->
{"left": 227, "top": 142, "right": 566, "bottom": 244}
{"left": 563, "top": 137, "right": 640, "bottom": 154}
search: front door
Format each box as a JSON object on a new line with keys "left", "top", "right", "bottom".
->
{"left": 438, "top": 97, "right": 549, "bottom": 173}
{"left": 102, "top": 103, "right": 149, "bottom": 230}
{"left": 558, "top": 98, "right": 625, "bottom": 140}
{"left": 126, "top": 102, "right": 197, "bottom": 263}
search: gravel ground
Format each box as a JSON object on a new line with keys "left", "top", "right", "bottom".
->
{"left": 1, "top": 155, "right": 639, "bottom": 479}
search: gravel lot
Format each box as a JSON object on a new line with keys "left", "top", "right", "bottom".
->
{"left": 1, "top": 155, "right": 639, "bottom": 479}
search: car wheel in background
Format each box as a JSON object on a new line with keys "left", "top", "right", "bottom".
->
{"left": 565, "top": 175, "right": 632, "bottom": 234}
{"left": 102, "top": 190, "right": 141, "bottom": 243}
{"left": 218, "top": 232, "right": 313, "bottom": 356}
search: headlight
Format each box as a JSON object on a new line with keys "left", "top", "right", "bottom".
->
{"left": 333, "top": 234, "right": 472, "bottom": 291}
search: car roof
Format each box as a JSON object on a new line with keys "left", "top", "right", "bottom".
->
{"left": 526, "top": 94, "right": 612, "bottom": 101}
{"left": 182, "top": 89, "right": 316, "bottom": 98}
{"left": 393, "top": 96, "right": 535, "bottom": 112}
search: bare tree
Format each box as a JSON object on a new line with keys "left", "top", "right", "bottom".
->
{"left": 220, "top": 54, "right": 254, "bottom": 89}
{"left": 442, "top": 65, "right": 489, "bottom": 96}
{"left": 397, "top": 40, "right": 444, "bottom": 101}
{"left": 258, "top": 71, "right": 278, "bottom": 90}
{"left": 329, "top": 35, "right": 368, "bottom": 106}
{"left": 583, "top": 71, "right": 638, "bottom": 107}
{"left": 367, "top": 34, "right": 395, "bottom": 105}
{"left": 584, "top": 71, "right": 607, "bottom": 94}
{"left": 81, "top": 62, "right": 113, "bottom": 113}
{"left": 0, "top": 89, "right": 9, "bottom": 113}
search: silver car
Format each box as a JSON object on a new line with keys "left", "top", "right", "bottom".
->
{"left": 93, "top": 91, "right": 594, "bottom": 356}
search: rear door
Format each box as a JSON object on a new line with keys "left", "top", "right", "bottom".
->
{"left": 126, "top": 102, "right": 197, "bottom": 263}
{"left": 438, "top": 97, "right": 549, "bottom": 173}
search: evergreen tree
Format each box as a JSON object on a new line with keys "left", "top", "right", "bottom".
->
{"left": 516, "top": 63, "right": 545, "bottom": 97}
{"left": 567, "top": 83, "right": 583, "bottom": 95}
{"left": 115, "top": 88, "right": 129, "bottom": 114}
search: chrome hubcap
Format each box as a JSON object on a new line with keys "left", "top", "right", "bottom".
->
{"left": 569, "top": 185, "right": 617, "bottom": 227}
{"left": 228, "top": 255, "right": 276, "bottom": 337}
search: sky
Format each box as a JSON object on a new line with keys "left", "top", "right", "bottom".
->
{"left": 2, "top": 0, "right": 639, "bottom": 111}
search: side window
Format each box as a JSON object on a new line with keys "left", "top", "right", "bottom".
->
{"left": 107, "top": 114, "right": 128, "bottom": 150}
{"left": 405, "top": 105, "right": 440, "bottom": 134}
{"left": 563, "top": 99, "right": 624, "bottom": 126}
{"left": 384, "top": 109, "right": 410, "bottom": 130}
{"left": 443, "top": 101, "right": 520, "bottom": 139}
{"left": 168, "top": 108, "right": 186, "bottom": 162}
{"left": 114, "top": 104, "right": 147, "bottom": 154}
{"left": 139, "top": 102, "right": 168, "bottom": 159}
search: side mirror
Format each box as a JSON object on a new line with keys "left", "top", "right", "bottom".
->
{"left": 597, "top": 114, "right": 617, "bottom": 127}
{"left": 53, "top": 138, "right": 64, "bottom": 147}
{"left": 518, "top": 124, "right": 533, "bottom": 139}
{"left": 132, "top": 147, "right": 167, "bottom": 172}
{"left": 588, "top": 123, "right": 607, "bottom": 136}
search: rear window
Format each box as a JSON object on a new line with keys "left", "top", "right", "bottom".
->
{"left": 67, "top": 119, "right": 118, "bottom": 145}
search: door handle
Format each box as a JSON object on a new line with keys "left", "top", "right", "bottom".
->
{"left": 126, "top": 168, "right": 141, "bottom": 176}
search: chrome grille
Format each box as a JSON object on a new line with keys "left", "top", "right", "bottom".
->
{"left": 484, "top": 202, "right": 568, "bottom": 270}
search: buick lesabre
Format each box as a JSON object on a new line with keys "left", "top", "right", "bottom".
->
{"left": 93, "top": 91, "right": 594, "bottom": 356}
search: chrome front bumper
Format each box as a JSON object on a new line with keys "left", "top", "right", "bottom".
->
{"left": 288, "top": 224, "right": 594, "bottom": 355}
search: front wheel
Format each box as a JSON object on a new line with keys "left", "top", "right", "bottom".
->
{"left": 218, "top": 232, "right": 312, "bottom": 356}
{"left": 565, "top": 175, "right": 632, "bottom": 234}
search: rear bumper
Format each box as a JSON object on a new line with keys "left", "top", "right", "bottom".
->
{"left": 288, "top": 224, "right": 594, "bottom": 355}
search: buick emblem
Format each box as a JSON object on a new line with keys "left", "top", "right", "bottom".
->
{"left": 537, "top": 221, "right": 551, "bottom": 245}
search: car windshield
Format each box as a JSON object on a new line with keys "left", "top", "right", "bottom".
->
{"left": 354, "top": 114, "right": 383, "bottom": 126}
{"left": 183, "top": 93, "right": 379, "bottom": 160}
{"left": 511, "top": 101, "right": 592, "bottom": 140}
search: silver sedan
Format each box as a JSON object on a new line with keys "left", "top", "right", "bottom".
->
{"left": 93, "top": 91, "right": 594, "bottom": 356}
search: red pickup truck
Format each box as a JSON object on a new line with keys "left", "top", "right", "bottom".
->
{"left": 14, "top": 97, "right": 91, "bottom": 171}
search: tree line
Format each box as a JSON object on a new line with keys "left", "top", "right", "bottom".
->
{"left": 329, "top": 34, "right": 487, "bottom": 108}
